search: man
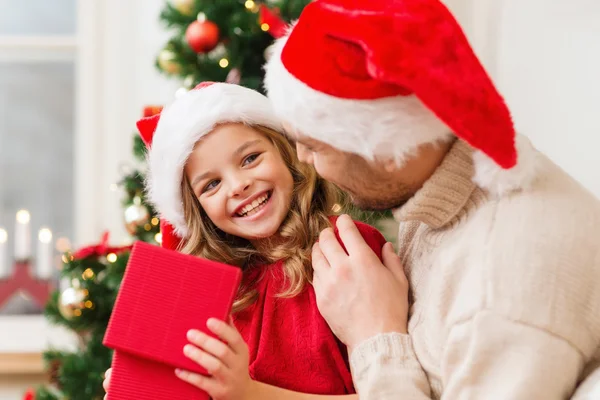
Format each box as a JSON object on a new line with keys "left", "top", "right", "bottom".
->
{"left": 264, "top": 0, "right": 600, "bottom": 399}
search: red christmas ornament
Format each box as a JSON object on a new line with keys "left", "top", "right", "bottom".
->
{"left": 23, "top": 388, "right": 35, "bottom": 400}
{"left": 185, "top": 20, "right": 220, "bottom": 53}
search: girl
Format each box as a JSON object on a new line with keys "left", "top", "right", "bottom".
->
{"left": 103, "top": 82, "right": 391, "bottom": 400}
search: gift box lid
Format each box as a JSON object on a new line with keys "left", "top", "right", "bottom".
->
{"left": 103, "top": 241, "right": 242, "bottom": 374}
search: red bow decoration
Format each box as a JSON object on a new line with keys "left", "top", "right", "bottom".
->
{"left": 72, "top": 232, "right": 132, "bottom": 260}
{"left": 260, "top": 5, "right": 288, "bottom": 39}
{"left": 137, "top": 114, "right": 161, "bottom": 149}
{"left": 137, "top": 106, "right": 163, "bottom": 149}
{"left": 136, "top": 83, "right": 216, "bottom": 149}
{"left": 143, "top": 106, "right": 163, "bottom": 118}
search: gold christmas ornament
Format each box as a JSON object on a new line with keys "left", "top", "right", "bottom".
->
{"left": 58, "top": 287, "right": 87, "bottom": 320}
{"left": 172, "top": 0, "right": 195, "bottom": 16}
{"left": 124, "top": 202, "right": 150, "bottom": 235}
{"left": 245, "top": 0, "right": 259, "bottom": 12}
{"left": 157, "top": 49, "right": 182, "bottom": 75}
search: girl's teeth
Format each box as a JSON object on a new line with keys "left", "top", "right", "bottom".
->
{"left": 239, "top": 194, "right": 269, "bottom": 216}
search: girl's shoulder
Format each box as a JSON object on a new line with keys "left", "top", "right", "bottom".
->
{"left": 328, "top": 215, "right": 388, "bottom": 260}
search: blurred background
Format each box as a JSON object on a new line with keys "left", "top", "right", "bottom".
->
{"left": 0, "top": 0, "right": 598, "bottom": 399}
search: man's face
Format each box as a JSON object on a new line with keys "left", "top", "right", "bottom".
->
{"left": 284, "top": 125, "right": 416, "bottom": 210}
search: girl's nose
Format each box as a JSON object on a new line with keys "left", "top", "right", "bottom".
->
{"left": 229, "top": 177, "right": 252, "bottom": 198}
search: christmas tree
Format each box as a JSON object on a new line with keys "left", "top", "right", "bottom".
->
{"left": 156, "top": 0, "right": 308, "bottom": 92}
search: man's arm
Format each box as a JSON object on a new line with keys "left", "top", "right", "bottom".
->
{"left": 443, "top": 311, "right": 582, "bottom": 399}
{"left": 250, "top": 382, "right": 358, "bottom": 400}
{"left": 349, "top": 311, "right": 584, "bottom": 400}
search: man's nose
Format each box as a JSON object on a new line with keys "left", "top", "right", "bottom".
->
{"left": 296, "top": 142, "right": 314, "bottom": 165}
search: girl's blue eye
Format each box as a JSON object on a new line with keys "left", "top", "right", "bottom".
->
{"left": 204, "top": 179, "right": 220, "bottom": 192}
{"left": 243, "top": 153, "right": 259, "bottom": 166}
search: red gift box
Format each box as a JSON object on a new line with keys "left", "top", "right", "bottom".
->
{"left": 103, "top": 241, "right": 242, "bottom": 399}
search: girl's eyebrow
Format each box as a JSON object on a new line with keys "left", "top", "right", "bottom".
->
{"left": 233, "top": 139, "right": 262, "bottom": 158}
{"left": 190, "top": 171, "right": 213, "bottom": 189}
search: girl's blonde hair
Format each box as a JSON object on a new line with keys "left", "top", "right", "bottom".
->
{"left": 180, "top": 125, "right": 341, "bottom": 311}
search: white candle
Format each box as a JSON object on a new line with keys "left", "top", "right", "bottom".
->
{"left": 0, "top": 228, "right": 7, "bottom": 279}
{"left": 15, "top": 210, "right": 31, "bottom": 260}
{"left": 37, "top": 228, "right": 53, "bottom": 279}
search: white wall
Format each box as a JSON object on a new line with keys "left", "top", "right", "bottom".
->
{"left": 444, "top": 0, "right": 600, "bottom": 198}
{"left": 495, "top": 0, "right": 600, "bottom": 197}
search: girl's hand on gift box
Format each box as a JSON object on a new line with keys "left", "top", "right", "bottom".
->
{"left": 102, "top": 368, "right": 112, "bottom": 399}
{"left": 177, "top": 317, "right": 256, "bottom": 400}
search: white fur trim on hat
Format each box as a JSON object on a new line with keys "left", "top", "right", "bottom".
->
{"left": 473, "top": 134, "right": 541, "bottom": 197}
{"left": 146, "top": 83, "right": 283, "bottom": 238}
{"left": 263, "top": 34, "right": 454, "bottom": 166}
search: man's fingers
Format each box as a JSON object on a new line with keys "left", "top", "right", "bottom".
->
{"left": 382, "top": 242, "right": 407, "bottom": 285}
{"left": 318, "top": 228, "right": 347, "bottom": 265}
{"left": 336, "top": 214, "right": 372, "bottom": 254}
{"left": 312, "top": 242, "right": 330, "bottom": 272}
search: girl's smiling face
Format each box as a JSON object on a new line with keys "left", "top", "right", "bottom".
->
{"left": 184, "top": 123, "right": 294, "bottom": 241}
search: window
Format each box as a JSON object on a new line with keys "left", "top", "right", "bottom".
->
{"left": 0, "top": 0, "right": 76, "bottom": 315}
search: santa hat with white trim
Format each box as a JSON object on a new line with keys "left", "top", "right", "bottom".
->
{"left": 264, "top": 0, "right": 539, "bottom": 193}
{"left": 137, "top": 82, "right": 284, "bottom": 250}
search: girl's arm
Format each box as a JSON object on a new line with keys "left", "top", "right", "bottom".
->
{"left": 175, "top": 318, "right": 358, "bottom": 400}
{"left": 249, "top": 381, "right": 358, "bottom": 400}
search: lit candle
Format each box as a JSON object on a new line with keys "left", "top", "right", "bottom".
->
{"left": 15, "top": 210, "right": 31, "bottom": 260}
{"left": 0, "top": 228, "right": 7, "bottom": 279}
{"left": 37, "top": 228, "right": 53, "bottom": 279}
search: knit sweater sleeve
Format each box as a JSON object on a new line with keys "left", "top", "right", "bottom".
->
{"left": 350, "top": 333, "right": 432, "bottom": 399}
{"left": 350, "top": 312, "right": 584, "bottom": 400}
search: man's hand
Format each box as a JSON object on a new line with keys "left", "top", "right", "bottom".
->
{"left": 312, "top": 214, "right": 410, "bottom": 350}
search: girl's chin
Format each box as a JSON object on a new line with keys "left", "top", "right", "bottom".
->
{"left": 238, "top": 224, "right": 281, "bottom": 242}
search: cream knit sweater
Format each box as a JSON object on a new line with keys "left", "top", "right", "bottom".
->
{"left": 350, "top": 139, "right": 600, "bottom": 400}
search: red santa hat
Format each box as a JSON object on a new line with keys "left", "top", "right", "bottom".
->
{"left": 137, "top": 82, "right": 283, "bottom": 250}
{"left": 264, "top": 0, "right": 539, "bottom": 192}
